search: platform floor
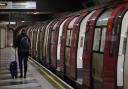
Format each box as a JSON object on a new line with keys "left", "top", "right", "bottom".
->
{"left": 0, "top": 47, "right": 62, "bottom": 89}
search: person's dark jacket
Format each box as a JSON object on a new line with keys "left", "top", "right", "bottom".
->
{"left": 15, "top": 32, "right": 31, "bottom": 52}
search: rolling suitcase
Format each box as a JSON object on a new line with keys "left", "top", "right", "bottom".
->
{"left": 9, "top": 49, "right": 17, "bottom": 78}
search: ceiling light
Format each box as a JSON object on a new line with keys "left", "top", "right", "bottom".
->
{"left": 21, "top": 21, "right": 25, "bottom": 22}
{"left": 33, "top": 12, "right": 39, "bottom": 14}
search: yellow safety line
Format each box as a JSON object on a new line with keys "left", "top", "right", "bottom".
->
{"left": 29, "top": 58, "right": 65, "bottom": 89}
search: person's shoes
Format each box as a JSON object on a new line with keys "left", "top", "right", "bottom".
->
{"left": 24, "top": 76, "right": 26, "bottom": 78}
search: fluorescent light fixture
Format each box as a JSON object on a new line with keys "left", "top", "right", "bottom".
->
{"left": 33, "top": 12, "right": 39, "bottom": 14}
{"left": 0, "top": 22, "right": 16, "bottom": 25}
{"left": 21, "top": 21, "right": 25, "bottom": 22}
{"left": 10, "top": 22, "right": 16, "bottom": 24}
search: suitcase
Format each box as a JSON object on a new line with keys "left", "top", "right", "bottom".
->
{"left": 10, "top": 61, "right": 17, "bottom": 78}
{"left": 9, "top": 49, "right": 17, "bottom": 78}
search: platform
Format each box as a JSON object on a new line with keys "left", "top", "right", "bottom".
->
{"left": 0, "top": 47, "right": 73, "bottom": 89}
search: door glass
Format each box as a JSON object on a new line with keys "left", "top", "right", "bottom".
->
{"left": 65, "top": 29, "right": 71, "bottom": 75}
{"left": 100, "top": 28, "right": 107, "bottom": 52}
{"left": 93, "top": 28, "right": 101, "bottom": 51}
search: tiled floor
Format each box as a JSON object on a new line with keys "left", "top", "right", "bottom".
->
{"left": 0, "top": 47, "right": 56, "bottom": 89}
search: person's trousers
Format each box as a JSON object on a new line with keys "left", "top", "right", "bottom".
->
{"left": 18, "top": 50, "right": 29, "bottom": 77}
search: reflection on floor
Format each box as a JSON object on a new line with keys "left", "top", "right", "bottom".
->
{"left": 0, "top": 47, "right": 56, "bottom": 89}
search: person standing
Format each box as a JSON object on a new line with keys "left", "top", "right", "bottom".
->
{"left": 15, "top": 29, "right": 31, "bottom": 78}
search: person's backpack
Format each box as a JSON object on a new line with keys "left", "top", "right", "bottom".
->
{"left": 20, "top": 36, "right": 30, "bottom": 52}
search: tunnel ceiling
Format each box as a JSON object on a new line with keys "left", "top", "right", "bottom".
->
{"left": 0, "top": 0, "right": 123, "bottom": 21}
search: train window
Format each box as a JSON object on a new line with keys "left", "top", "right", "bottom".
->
{"left": 66, "top": 29, "right": 71, "bottom": 46}
{"left": 109, "top": 25, "right": 117, "bottom": 55}
{"left": 100, "top": 28, "right": 107, "bottom": 52}
{"left": 84, "top": 21, "right": 90, "bottom": 51}
{"left": 93, "top": 27, "right": 107, "bottom": 53}
{"left": 51, "top": 31, "right": 55, "bottom": 44}
{"left": 74, "top": 30, "right": 79, "bottom": 48}
{"left": 93, "top": 28, "right": 101, "bottom": 51}
{"left": 80, "top": 36, "right": 84, "bottom": 47}
{"left": 122, "top": 37, "right": 127, "bottom": 54}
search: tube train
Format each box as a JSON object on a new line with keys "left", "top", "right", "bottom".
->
{"left": 23, "top": 2, "right": 128, "bottom": 89}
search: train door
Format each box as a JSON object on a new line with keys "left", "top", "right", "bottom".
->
{"left": 92, "top": 10, "right": 112, "bottom": 89}
{"left": 50, "top": 21, "right": 59, "bottom": 68}
{"left": 33, "top": 25, "right": 39, "bottom": 57}
{"left": 60, "top": 16, "right": 76, "bottom": 74}
{"left": 118, "top": 10, "right": 128, "bottom": 89}
{"left": 32, "top": 26, "right": 36, "bottom": 56}
{"left": 51, "top": 18, "right": 67, "bottom": 70}
{"left": 46, "top": 21, "right": 58, "bottom": 66}
{"left": 57, "top": 18, "right": 68, "bottom": 71}
{"left": 43, "top": 21, "right": 53, "bottom": 64}
{"left": 37, "top": 25, "right": 45, "bottom": 61}
{"left": 36, "top": 23, "right": 42, "bottom": 61}
{"left": 45, "top": 21, "right": 55, "bottom": 66}
{"left": 35, "top": 26, "right": 41, "bottom": 58}
{"left": 64, "top": 17, "right": 78, "bottom": 77}
{"left": 82, "top": 9, "right": 104, "bottom": 89}
{"left": 74, "top": 11, "right": 95, "bottom": 84}
{"left": 41, "top": 24, "right": 48, "bottom": 63}
{"left": 31, "top": 27, "right": 34, "bottom": 56}
{"left": 29, "top": 27, "right": 33, "bottom": 55}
